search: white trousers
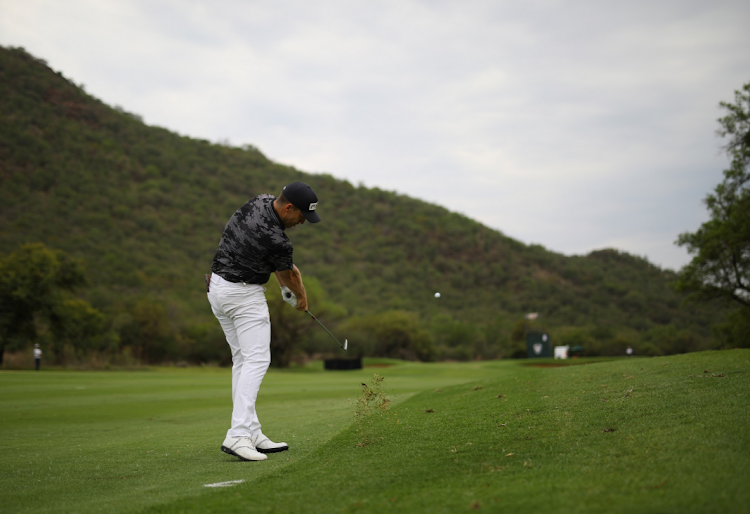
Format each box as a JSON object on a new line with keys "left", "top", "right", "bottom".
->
{"left": 207, "top": 274, "right": 271, "bottom": 438}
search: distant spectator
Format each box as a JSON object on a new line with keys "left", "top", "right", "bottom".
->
{"left": 626, "top": 346, "right": 633, "bottom": 356}
{"left": 34, "top": 344, "right": 42, "bottom": 371}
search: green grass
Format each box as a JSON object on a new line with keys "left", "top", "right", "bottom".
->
{"left": 1, "top": 352, "right": 748, "bottom": 513}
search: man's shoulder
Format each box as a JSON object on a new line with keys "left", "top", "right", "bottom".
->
{"left": 234, "top": 194, "right": 286, "bottom": 240}
{"left": 237, "top": 194, "right": 275, "bottom": 217}
{"left": 250, "top": 193, "right": 276, "bottom": 205}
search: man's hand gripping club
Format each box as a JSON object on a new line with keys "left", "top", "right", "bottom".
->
{"left": 280, "top": 286, "right": 297, "bottom": 307}
{"left": 274, "top": 265, "right": 308, "bottom": 312}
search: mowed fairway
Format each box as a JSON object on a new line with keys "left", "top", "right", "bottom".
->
{"left": 1, "top": 351, "right": 748, "bottom": 514}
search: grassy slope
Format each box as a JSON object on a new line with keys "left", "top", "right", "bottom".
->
{"left": 0, "top": 360, "right": 506, "bottom": 514}
{"left": 2, "top": 351, "right": 748, "bottom": 514}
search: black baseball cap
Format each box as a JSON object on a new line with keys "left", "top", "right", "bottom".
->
{"left": 282, "top": 182, "right": 321, "bottom": 223}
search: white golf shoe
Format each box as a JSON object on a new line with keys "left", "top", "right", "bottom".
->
{"left": 249, "top": 433, "right": 289, "bottom": 454}
{"left": 221, "top": 436, "right": 268, "bottom": 461}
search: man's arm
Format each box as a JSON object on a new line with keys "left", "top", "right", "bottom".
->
{"left": 274, "top": 265, "right": 308, "bottom": 311}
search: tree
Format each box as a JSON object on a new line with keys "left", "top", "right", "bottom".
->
{"left": 0, "top": 243, "right": 89, "bottom": 364}
{"left": 676, "top": 83, "right": 750, "bottom": 311}
{"left": 717, "top": 83, "right": 750, "bottom": 169}
{"left": 48, "top": 298, "right": 115, "bottom": 363}
{"left": 120, "top": 298, "right": 174, "bottom": 363}
{"left": 343, "top": 310, "right": 435, "bottom": 361}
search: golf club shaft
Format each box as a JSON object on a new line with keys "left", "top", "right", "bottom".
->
{"left": 306, "top": 311, "right": 347, "bottom": 350}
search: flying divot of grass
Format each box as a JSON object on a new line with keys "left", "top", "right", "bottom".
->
{"left": 354, "top": 374, "right": 391, "bottom": 447}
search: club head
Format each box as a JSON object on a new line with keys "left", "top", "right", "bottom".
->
{"left": 344, "top": 340, "right": 348, "bottom": 351}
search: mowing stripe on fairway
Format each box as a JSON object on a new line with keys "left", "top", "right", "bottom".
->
{"left": 203, "top": 480, "right": 245, "bottom": 488}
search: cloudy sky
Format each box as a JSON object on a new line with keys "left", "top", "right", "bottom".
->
{"left": 2, "top": 0, "right": 748, "bottom": 270}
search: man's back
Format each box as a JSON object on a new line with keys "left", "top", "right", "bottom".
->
{"left": 211, "top": 194, "right": 293, "bottom": 285}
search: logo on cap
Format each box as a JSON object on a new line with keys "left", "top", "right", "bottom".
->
{"left": 309, "top": 202, "right": 318, "bottom": 211}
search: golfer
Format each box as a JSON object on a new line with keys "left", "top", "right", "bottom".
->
{"left": 207, "top": 182, "right": 321, "bottom": 461}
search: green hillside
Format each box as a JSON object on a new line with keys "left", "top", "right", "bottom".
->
{"left": 0, "top": 46, "right": 728, "bottom": 365}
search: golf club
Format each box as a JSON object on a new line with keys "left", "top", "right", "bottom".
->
{"left": 306, "top": 311, "right": 348, "bottom": 351}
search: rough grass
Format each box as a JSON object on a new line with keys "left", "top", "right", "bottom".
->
{"left": 1, "top": 352, "right": 748, "bottom": 514}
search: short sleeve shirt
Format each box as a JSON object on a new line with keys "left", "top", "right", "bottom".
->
{"left": 211, "top": 194, "right": 294, "bottom": 284}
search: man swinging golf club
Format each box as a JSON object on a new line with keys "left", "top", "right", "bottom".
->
{"left": 207, "top": 181, "right": 320, "bottom": 461}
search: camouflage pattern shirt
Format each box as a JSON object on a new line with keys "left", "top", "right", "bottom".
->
{"left": 211, "top": 194, "right": 293, "bottom": 284}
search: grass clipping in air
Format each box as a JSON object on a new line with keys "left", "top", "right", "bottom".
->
{"left": 354, "top": 374, "right": 391, "bottom": 446}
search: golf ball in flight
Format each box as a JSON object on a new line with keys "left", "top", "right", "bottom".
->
{"left": 434, "top": 292, "right": 441, "bottom": 298}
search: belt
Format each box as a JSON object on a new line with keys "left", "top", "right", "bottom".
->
{"left": 206, "top": 273, "right": 262, "bottom": 292}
